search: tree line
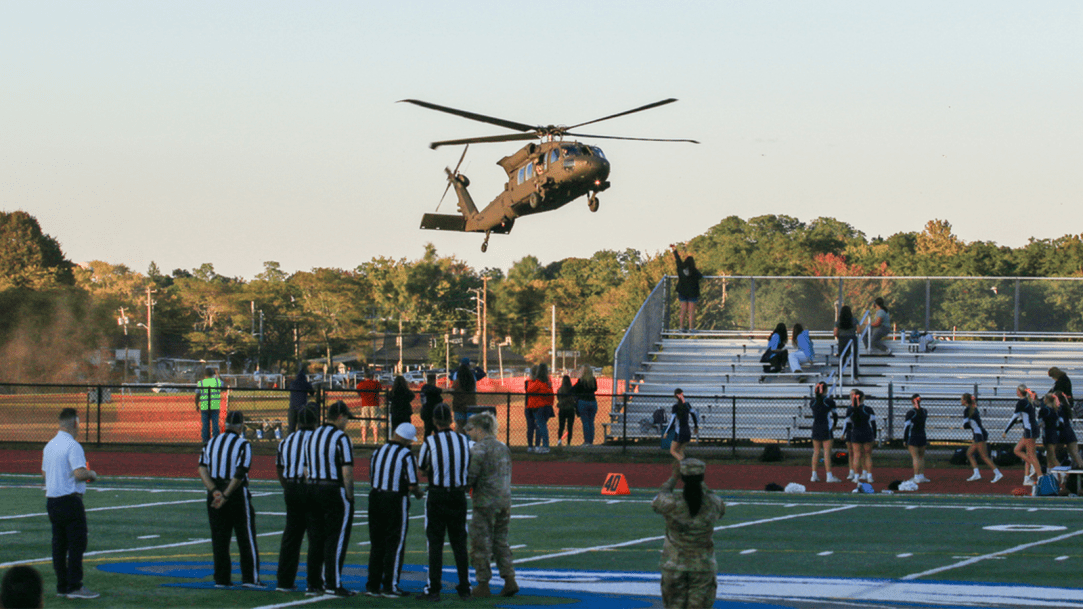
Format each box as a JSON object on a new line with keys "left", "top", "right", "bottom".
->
{"left": 3, "top": 210, "right": 1083, "bottom": 383}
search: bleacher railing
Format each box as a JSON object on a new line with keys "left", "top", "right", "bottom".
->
{"left": 613, "top": 277, "right": 668, "bottom": 395}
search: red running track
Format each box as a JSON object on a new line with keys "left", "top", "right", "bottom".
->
{"left": 0, "top": 449, "right": 1026, "bottom": 495}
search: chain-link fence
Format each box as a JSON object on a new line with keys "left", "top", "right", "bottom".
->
{"left": 2, "top": 382, "right": 1035, "bottom": 453}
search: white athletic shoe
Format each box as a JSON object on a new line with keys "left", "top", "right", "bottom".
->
{"left": 863, "top": 473, "right": 874, "bottom": 483}
{"left": 1023, "top": 476, "right": 1036, "bottom": 486}
{"left": 66, "top": 588, "right": 100, "bottom": 599}
{"left": 915, "top": 474, "right": 932, "bottom": 483}
{"left": 826, "top": 473, "right": 842, "bottom": 483}
{"left": 811, "top": 472, "right": 821, "bottom": 482}
{"left": 991, "top": 471, "right": 1004, "bottom": 483}
{"left": 847, "top": 470, "right": 857, "bottom": 481}
{"left": 966, "top": 472, "right": 982, "bottom": 482}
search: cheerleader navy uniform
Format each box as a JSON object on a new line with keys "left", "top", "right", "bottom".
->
{"left": 841, "top": 411, "right": 854, "bottom": 444}
{"left": 846, "top": 405, "right": 877, "bottom": 444}
{"left": 1004, "top": 399, "right": 1039, "bottom": 440}
{"left": 810, "top": 397, "right": 837, "bottom": 441}
{"left": 662, "top": 402, "right": 699, "bottom": 444}
{"left": 963, "top": 408, "right": 989, "bottom": 443}
{"left": 1058, "top": 404, "right": 1078, "bottom": 444}
{"left": 903, "top": 408, "right": 927, "bottom": 447}
{"left": 1038, "top": 404, "right": 1061, "bottom": 445}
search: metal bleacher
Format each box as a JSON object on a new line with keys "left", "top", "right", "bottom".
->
{"left": 611, "top": 331, "right": 1083, "bottom": 445}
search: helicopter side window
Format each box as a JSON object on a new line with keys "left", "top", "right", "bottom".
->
{"left": 550, "top": 150, "right": 558, "bottom": 164}
{"left": 517, "top": 167, "right": 526, "bottom": 184}
{"left": 524, "top": 162, "right": 533, "bottom": 181}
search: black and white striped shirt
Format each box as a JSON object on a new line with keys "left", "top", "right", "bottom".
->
{"left": 306, "top": 424, "right": 354, "bottom": 482}
{"left": 369, "top": 443, "right": 418, "bottom": 493}
{"left": 418, "top": 429, "right": 471, "bottom": 488}
{"left": 276, "top": 429, "right": 312, "bottom": 480}
{"left": 199, "top": 430, "right": 252, "bottom": 483}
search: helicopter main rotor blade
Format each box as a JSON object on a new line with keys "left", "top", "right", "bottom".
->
{"left": 566, "top": 98, "right": 679, "bottom": 130}
{"left": 430, "top": 133, "right": 539, "bottom": 150}
{"left": 565, "top": 132, "right": 700, "bottom": 144}
{"left": 399, "top": 99, "right": 535, "bottom": 133}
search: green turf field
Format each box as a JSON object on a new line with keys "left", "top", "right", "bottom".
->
{"left": 3, "top": 474, "right": 1083, "bottom": 608}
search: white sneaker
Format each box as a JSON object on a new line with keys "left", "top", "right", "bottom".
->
{"left": 915, "top": 474, "right": 931, "bottom": 483}
{"left": 66, "top": 588, "right": 100, "bottom": 599}
{"left": 991, "top": 471, "right": 1004, "bottom": 483}
{"left": 847, "top": 470, "right": 857, "bottom": 481}
{"left": 966, "top": 473, "right": 982, "bottom": 482}
{"left": 811, "top": 472, "right": 820, "bottom": 482}
{"left": 826, "top": 473, "right": 842, "bottom": 483}
{"left": 1023, "top": 476, "right": 1036, "bottom": 486}
{"left": 527, "top": 447, "right": 536, "bottom": 453}
{"left": 863, "top": 473, "right": 874, "bottom": 483}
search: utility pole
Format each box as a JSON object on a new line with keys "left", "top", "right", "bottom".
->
{"left": 145, "top": 286, "right": 156, "bottom": 380}
{"left": 551, "top": 305, "right": 556, "bottom": 373}
{"left": 117, "top": 307, "right": 129, "bottom": 383}
{"left": 482, "top": 276, "right": 489, "bottom": 375}
{"left": 397, "top": 318, "right": 404, "bottom": 375}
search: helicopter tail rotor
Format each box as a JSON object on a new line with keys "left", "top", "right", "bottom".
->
{"left": 436, "top": 145, "right": 469, "bottom": 212}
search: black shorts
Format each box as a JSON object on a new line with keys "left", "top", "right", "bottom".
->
{"left": 811, "top": 423, "right": 833, "bottom": 442}
{"left": 906, "top": 432, "right": 927, "bottom": 447}
{"left": 972, "top": 431, "right": 989, "bottom": 444}
{"left": 852, "top": 428, "right": 875, "bottom": 444}
{"left": 1061, "top": 425, "right": 1078, "bottom": 445}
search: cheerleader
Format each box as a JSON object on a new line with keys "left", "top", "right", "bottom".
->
{"left": 962, "top": 393, "right": 1003, "bottom": 482}
{"left": 841, "top": 404, "right": 857, "bottom": 481}
{"left": 809, "top": 382, "right": 841, "bottom": 483}
{"left": 1055, "top": 391, "right": 1083, "bottom": 468}
{"left": 903, "top": 394, "right": 930, "bottom": 483}
{"left": 846, "top": 389, "right": 877, "bottom": 483}
{"left": 1002, "top": 385, "right": 1041, "bottom": 485}
{"left": 663, "top": 388, "right": 699, "bottom": 461}
{"left": 1037, "top": 393, "right": 1063, "bottom": 469}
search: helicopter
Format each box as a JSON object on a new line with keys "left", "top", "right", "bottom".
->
{"left": 400, "top": 98, "right": 698, "bottom": 252}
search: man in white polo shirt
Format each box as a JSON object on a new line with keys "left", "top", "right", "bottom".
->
{"left": 42, "top": 407, "right": 99, "bottom": 600}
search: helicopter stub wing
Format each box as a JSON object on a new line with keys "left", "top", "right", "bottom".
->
{"left": 420, "top": 213, "right": 468, "bottom": 232}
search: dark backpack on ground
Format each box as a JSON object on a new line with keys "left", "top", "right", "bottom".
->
{"left": 949, "top": 447, "right": 968, "bottom": 465}
{"left": 1036, "top": 474, "right": 1060, "bottom": 497}
{"left": 760, "top": 445, "right": 783, "bottom": 462}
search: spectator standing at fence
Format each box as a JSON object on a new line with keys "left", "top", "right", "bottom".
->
{"left": 451, "top": 358, "right": 477, "bottom": 431}
{"left": 1055, "top": 392, "right": 1083, "bottom": 468}
{"left": 574, "top": 366, "right": 599, "bottom": 445}
{"left": 864, "top": 298, "right": 892, "bottom": 355}
{"left": 288, "top": 363, "right": 314, "bottom": 435}
{"left": 465, "top": 412, "right": 517, "bottom": 598}
{"left": 555, "top": 374, "right": 577, "bottom": 446}
{"left": 834, "top": 306, "right": 859, "bottom": 377}
{"left": 274, "top": 405, "right": 319, "bottom": 593}
{"left": 846, "top": 390, "right": 877, "bottom": 483}
{"left": 788, "top": 323, "right": 815, "bottom": 377}
{"left": 761, "top": 323, "right": 788, "bottom": 374}
{"left": 42, "top": 408, "right": 99, "bottom": 599}
{"left": 388, "top": 375, "right": 414, "bottom": 429}
{"left": 196, "top": 367, "right": 225, "bottom": 443}
{"left": 526, "top": 364, "right": 554, "bottom": 453}
{"left": 809, "top": 382, "right": 840, "bottom": 483}
{"left": 1048, "top": 367, "right": 1073, "bottom": 400}
{"left": 197, "top": 411, "right": 261, "bottom": 589}
{"left": 306, "top": 401, "right": 358, "bottom": 597}
{"left": 1004, "top": 385, "right": 1041, "bottom": 485}
{"left": 420, "top": 372, "right": 443, "bottom": 438}
{"left": 671, "top": 244, "right": 703, "bottom": 333}
{"left": 355, "top": 370, "right": 382, "bottom": 443}
{"left": 418, "top": 405, "right": 472, "bottom": 602}
{"left": 1, "top": 565, "right": 44, "bottom": 608}
{"left": 367, "top": 422, "right": 423, "bottom": 598}
{"left": 663, "top": 389, "right": 699, "bottom": 462}
{"left": 962, "top": 393, "right": 1003, "bottom": 483}
{"left": 651, "top": 459, "right": 724, "bottom": 609}
{"left": 1038, "top": 392, "right": 1063, "bottom": 469}
{"left": 903, "top": 394, "right": 931, "bottom": 483}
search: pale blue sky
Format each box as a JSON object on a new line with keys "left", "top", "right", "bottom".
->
{"left": 2, "top": 1, "right": 1080, "bottom": 278}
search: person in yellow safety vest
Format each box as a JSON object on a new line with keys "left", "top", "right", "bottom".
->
{"left": 197, "top": 367, "right": 226, "bottom": 443}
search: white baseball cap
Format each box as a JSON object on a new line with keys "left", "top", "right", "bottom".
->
{"left": 394, "top": 423, "right": 417, "bottom": 442}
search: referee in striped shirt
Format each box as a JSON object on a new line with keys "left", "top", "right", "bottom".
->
{"left": 306, "top": 400, "right": 357, "bottom": 597}
{"left": 366, "top": 422, "right": 423, "bottom": 598}
{"left": 275, "top": 403, "right": 318, "bottom": 593}
{"left": 418, "top": 404, "right": 472, "bottom": 601}
{"left": 197, "top": 410, "right": 261, "bottom": 589}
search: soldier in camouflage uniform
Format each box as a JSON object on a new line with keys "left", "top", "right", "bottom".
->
{"left": 651, "top": 458, "right": 725, "bottom": 608}
{"left": 464, "top": 412, "right": 518, "bottom": 598}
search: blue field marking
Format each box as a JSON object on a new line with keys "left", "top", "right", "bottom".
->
{"left": 96, "top": 560, "right": 1083, "bottom": 607}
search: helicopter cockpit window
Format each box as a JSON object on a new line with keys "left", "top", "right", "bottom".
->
{"left": 591, "top": 147, "right": 606, "bottom": 159}
{"left": 562, "top": 146, "right": 579, "bottom": 157}
{"left": 550, "top": 150, "right": 558, "bottom": 164}
{"left": 517, "top": 167, "right": 526, "bottom": 184}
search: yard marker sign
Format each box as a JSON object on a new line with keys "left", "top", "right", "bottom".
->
{"left": 601, "top": 473, "right": 630, "bottom": 495}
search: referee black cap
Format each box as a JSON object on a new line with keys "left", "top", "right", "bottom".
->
{"left": 297, "top": 405, "right": 318, "bottom": 426}
{"left": 433, "top": 403, "right": 452, "bottom": 423}
{"left": 226, "top": 411, "right": 244, "bottom": 426}
{"left": 327, "top": 400, "right": 357, "bottom": 420}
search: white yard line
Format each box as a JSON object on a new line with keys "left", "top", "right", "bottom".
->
{"left": 513, "top": 504, "right": 857, "bottom": 565}
{"left": 902, "top": 528, "right": 1083, "bottom": 580}
{"left": 0, "top": 498, "right": 210, "bottom": 521}
{"left": 252, "top": 594, "right": 337, "bottom": 609}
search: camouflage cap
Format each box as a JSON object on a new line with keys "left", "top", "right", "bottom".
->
{"left": 680, "top": 458, "right": 706, "bottom": 476}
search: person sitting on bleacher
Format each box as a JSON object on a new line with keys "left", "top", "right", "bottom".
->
{"left": 787, "top": 323, "right": 814, "bottom": 377}
{"left": 761, "top": 324, "right": 788, "bottom": 374}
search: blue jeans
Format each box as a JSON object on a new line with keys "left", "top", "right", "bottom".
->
{"left": 527, "top": 408, "right": 549, "bottom": 448}
{"left": 577, "top": 400, "right": 598, "bottom": 445}
{"left": 201, "top": 409, "right": 219, "bottom": 443}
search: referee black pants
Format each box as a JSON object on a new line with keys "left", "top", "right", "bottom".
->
{"left": 206, "top": 485, "right": 260, "bottom": 586}
{"left": 276, "top": 481, "right": 319, "bottom": 590}
{"left": 46, "top": 494, "right": 87, "bottom": 594}
{"left": 311, "top": 484, "right": 353, "bottom": 591}
{"left": 367, "top": 489, "right": 410, "bottom": 593}
{"left": 423, "top": 486, "right": 470, "bottom": 595}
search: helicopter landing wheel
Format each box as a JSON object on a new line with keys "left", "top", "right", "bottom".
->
{"left": 481, "top": 231, "right": 491, "bottom": 252}
{"left": 588, "top": 195, "right": 599, "bottom": 212}
{"left": 529, "top": 193, "right": 541, "bottom": 209}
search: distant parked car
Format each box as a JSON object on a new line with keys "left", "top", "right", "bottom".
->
{"left": 403, "top": 371, "right": 426, "bottom": 384}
